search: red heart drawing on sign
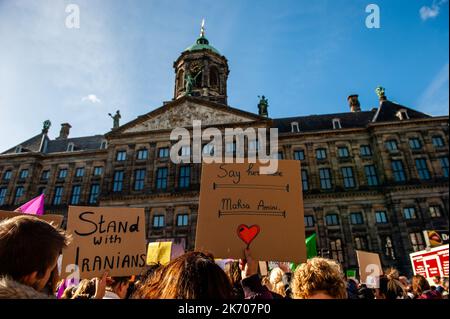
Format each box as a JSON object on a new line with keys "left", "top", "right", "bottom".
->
{"left": 237, "top": 224, "right": 260, "bottom": 246}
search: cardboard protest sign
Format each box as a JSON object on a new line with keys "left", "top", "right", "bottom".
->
{"left": 147, "top": 242, "right": 172, "bottom": 265}
{"left": 410, "top": 244, "right": 449, "bottom": 286}
{"left": 195, "top": 161, "right": 306, "bottom": 263}
{"left": 346, "top": 269, "right": 357, "bottom": 280}
{"left": 356, "top": 250, "right": 383, "bottom": 288}
{"left": 259, "top": 261, "right": 268, "bottom": 276}
{"left": 0, "top": 210, "right": 63, "bottom": 228}
{"left": 61, "top": 206, "right": 147, "bottom": 279}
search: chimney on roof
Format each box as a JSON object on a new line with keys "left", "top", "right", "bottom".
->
{"left": 57, "top": 123, "right": 71, "bottom": 140}
{"left": 348, "top": 94, "right": 361, "bottom": 112}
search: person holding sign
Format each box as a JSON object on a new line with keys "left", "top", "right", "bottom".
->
{"left": 0, "top": 216, "right": 71, "bottom": 299}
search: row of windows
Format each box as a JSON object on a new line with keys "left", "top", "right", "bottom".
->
{"left": 385, "top": 136, "right": 446, "bottom": 152}
{"left": 152, "top": 214, "right": 189, "bottom": 228}
{"left": 303, "top": 206, "right": 443, "bottom": 228}
{"left": 326, "top": 231, "right": 426, "bottom": 263}
{"left": 0, "top": 166, "right": 104, "bottom": 182}
{"left": 113, "top": 166, "right": 192, "bottom": 192}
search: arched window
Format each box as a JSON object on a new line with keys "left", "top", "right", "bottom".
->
{"left": 209, "top": 66, "right": 219, "bottom": 87}
{"left": 194, "top": 71, "right": 202, "bottom": 88}
{"left": 177, "top": 70, "right": 185, "bottom": 90}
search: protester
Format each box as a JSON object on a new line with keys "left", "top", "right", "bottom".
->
{"left": 412, "top": 275, "right": 442, "bottom": 299}
{"left": 291, "top": 257, "right": 347, "bottom": 299}
{"left": 433, "top": 276, "right": 445, "bottom": 294}
{"left": 265, "top": 267, "right": 286, "bottom": 298}
{"left": 357, "top": 283, "right": 375, "bottom": 299}
{"left": 69, "top": 273, "right": 108, "bottom": 299}
{"left": 374, "top": 268, "right": 406, "bottom": 299}
{"left": 346, "top": 279, "right": 359, "bottom": 299}
{"left": 104, "top": 277, "right": 131, "bottom": 299}
{"left": 0, "top": 215, "right": 71, "bottom": 299}
{"left": 223, "top": 261, "right": 244, "bottom": 299}
{"left": 133, "top": 251, "right": 234, "bottom": 299}
{"left": 399, "top": 276, "right": 414, "bottom": 299}
{"left": 238, "top": 249, "right": 273, "bottom": 299}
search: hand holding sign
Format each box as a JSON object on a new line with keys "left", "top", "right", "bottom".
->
{"left": 239, "top": 248, "right": 258, "bottom": 279}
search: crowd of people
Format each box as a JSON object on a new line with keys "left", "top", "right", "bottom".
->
{"left": 0, "top": 215, "right": 448, "bottom": 300}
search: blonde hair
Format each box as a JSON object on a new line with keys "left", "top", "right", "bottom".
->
{"left": 291, "top": 257, "right": 347, "bottom": 299}
{"left": 268, "top": 267, "right": 286, "bottom": 297}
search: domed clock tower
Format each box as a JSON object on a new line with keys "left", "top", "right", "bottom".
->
{"left": 173, "top": 20, "right": 229, "bottom": 105}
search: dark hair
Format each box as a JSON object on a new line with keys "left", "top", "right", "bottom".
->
{"left": 108, "top": 276, "right": 131, "bottom": 289}
{"left": 0, "top": 215, "right": 71, "bottom": 281}
{"left": 134, "top": 251, "right": 233, "bottom": 299}
{"left": 412, "top": 274, "right": 430, "bottom": 297}
{"left": 378, "top": 268, "right": 406, "bottom": 300}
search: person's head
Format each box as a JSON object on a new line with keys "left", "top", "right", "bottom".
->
{"left": 268, "top": 267, "right": 286, "bottom": 297}
{"left": 412, "top": 274, "right": 430, "bottom": 297}
{"left": 375, "top": 268, "right": 406, "bottom": 299}
{"left": 134, "top": 251, "right": 233, "bottom": 299}
{"left": 71, "top": 279, "right": 96, "bottom": 299}
{"left": 291, "top": 257, "right": 347, "bottom": 299}
{"left": 107, "top": 276, "right": 131, "bottom": 299}
{"left": 0, "top": 215, "right": 71, "bottom": 292}
{"left": 398, "top": 276, "right": 409, "bottom": 289}
{"left": 433, "top": 276, "right": 441, "bottom": 285}
{"left": 223, "top": 261, "right": 241, "bottom": 287}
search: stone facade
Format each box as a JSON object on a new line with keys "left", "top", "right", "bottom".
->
{"left": 0, "top": 31, "right": 448, "bottom": 276}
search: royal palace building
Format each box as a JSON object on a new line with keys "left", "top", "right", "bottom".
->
{"left": 0, "top": 26, "right": 448, "bottom": 275}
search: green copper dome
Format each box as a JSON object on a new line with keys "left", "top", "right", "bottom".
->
{"left": 185, "top": 35, "right": 221, "bottom": 55}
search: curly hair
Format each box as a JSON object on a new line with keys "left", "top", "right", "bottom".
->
{"left": 291, "top": 257, "right": 347, "bottom": 299}
{"left": 268, "top": 267, "right": 286, "bottom": 297}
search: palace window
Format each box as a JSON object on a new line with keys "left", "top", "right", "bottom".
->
{"left": 136, "top": 149, "right": 148, "bottom": 160}
{"left": 19, "top": 169, "right": 29, "bottom": 179}
{"left": 113, "top": 170, "right": 124, "bottom": 192}
{"left": 409, "top": 232, "right": 425, "bottom": 252}
{"left": 180, "top": 146, "right": 191, "bottom": 157}
{"left": 429, "top": 205, "right": 442, "bottom": 218}
{"left": 403, "top": 207, "right": 417, "bottom": 220}
{"left": 364, "top": 165, "right": 379, "bottom": 186}
{"left": 415, "top": 158, "right": 431, "bottom": 180}
{"left": 330, "top": 239, "right": 344, "bottom": 262}
{"left": 384, "top": 236, "right": 396, "bottom": 259}
{"left": 316, "top": 148, "right": 327, "bottom": 160}
{"left": 75, "top": 167, "right": 84, "bottom": 178}
{"left": 14, "top": 186, "right": 25, "bottom": 205}
{"left": 385, "top": 140, "right": 398, "bottom": 152}
{"left": 70, "top": 185, "right": 81, "bottom": 205}
{"left": 409, "top": 138, "right": 422, "bottom": 150}
{"left": 88, "top": 184, "right": 100, "bottom": 204}
{"left": 338, "top": 147, "right": 349, "bottom": 158}
{"left": 38, "top": 187, "right": 46, "bottom": 195}
{"left": 15, "top": 145, "right": 23, "bottom": 153}
{"left": 53, "top": 186, "right": 63, "bottom": 205}
{"left": 58, "top": 169, "right": 68, "bottom": 179}
{"left": 209, "top": 66, "right": 219, "bottom": 87}
{"left": 100, "top": 140, "right": 108, "bottom": 149}
{"left": 391, "top": 160, "right": 406, "bottom": 182}
{"left": 116, "top": 151, "right": 127, "bottom": 161}
{"left": 304, "top": 215, "right": 315, "bottom": 227}
{"left": 301, "top": 169, "right": 309, "bottom": 191}
{"left": 332, "top": 118, "right": 342, "bottom": 129}
{"left": 2, "top": 170, "right": 12, "bottom": 181}
{"left": 341, "top": 167, "right": 356, "bottom": 188}
{"left": 354, "top": 237, "right": 367, "bottom": 250}
{"left": 67, "top": 143, "right": 74, "bottom": 152}
{"left": 93, "top": 167, "right": 103, "bottom": 176}
{"left": 396, "top": 109, "right": 409, "bottom": 120}
{"left": 179, "top": 166, "right": 191, "bottom": 188}
{"left": 432, "top": 135, "right": 445, "bottom": 148}
{"left": 294, "top": 149, "right": 305, "bottom": 161}
{"left": 156, "top": 167, "right": 168, "bottom": 190}
{"left": 439, "top": 157, "right": 449, "bottom": 178}
{"left": 291, "top": 122, "right": 300, "bottom": 133}
{"left": 177, "top": 214, "right": 189, "bottom": 227}
{"left": 319, "top": 168, "right": 332, "bottom": 190}
{"left": 326, "top": 214, "right": 339, "bottom": 226}
{"left": 41, "top": 170, "right": 50, "bottom": 180}
{"left": 0, "top": 187, "right": 7, "bottom": 205}
{"left": 158, "top": 147, "right": 170, "bottom": 158}
{"left": 153, "top": 215, "right": 165, "bottom": 228}
{"left": 134, "top": 169, "right": 146, "bottom": 191}
{"left": 375, "top": 211, "right": 388, "bottom": 224}
{"left": 360, "top": 145, "right": 372, "bottom": 156}
{"left": 277, "top": 152, "right": 284, "bottom": 160}
{"left": 350, "top": 212, "right": 364, "bottom": 225}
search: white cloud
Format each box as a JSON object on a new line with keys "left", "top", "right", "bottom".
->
{"left": 82, "top": 94, "right": 101, "bottom": 104}
{"left": 417, "top": 63, "right": 449, "bottom": 115}
{"left": 420, "top": 0, "right": 448, "bottom": 21}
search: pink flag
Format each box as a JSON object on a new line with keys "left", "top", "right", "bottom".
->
{"left": 14, "top": 194, "right": 45, "bottom": 215}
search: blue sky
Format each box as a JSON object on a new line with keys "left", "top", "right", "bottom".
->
{"left": 0, "top": 0, "right": 448, "bottom": 152}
